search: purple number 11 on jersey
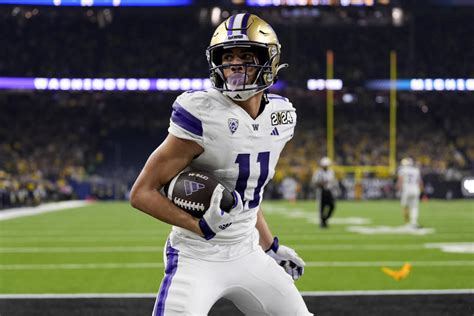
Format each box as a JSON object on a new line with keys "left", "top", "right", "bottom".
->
{"left": 235, "top": 152, "right": 270, "bottom": 209}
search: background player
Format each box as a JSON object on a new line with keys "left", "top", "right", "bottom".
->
{"left": 312, "top": 156, "right": 338, "bottom": 228}
{"left": 396, "top": 157, "right": 424, "bottom": 228}
{"left": 130, "top": 13, "right": 312, "bottom": 315}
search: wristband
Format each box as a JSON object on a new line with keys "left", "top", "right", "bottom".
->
{"left": 265, "top": 236, "right": 279, "bottom": 253}
{"left": 198, "top": 218, "right": 216, "bottom": 240}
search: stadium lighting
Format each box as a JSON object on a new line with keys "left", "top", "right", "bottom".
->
{"left": 211, "top": 7, "right": 221, "bottom": 26}
{"left": 0, "top": 77, "right": 212, "bottom": 91}
{"left": 366, "top": 79, "right": 474, "bottom": 91}
{"left": 392, "top": 7, "right": 403, "bottom": 26}
{"left": 307, "top": 79, "right": 343, "bottom": 90}
{"left": 0, "top": 0, "right": 193, "bottom": 6}
{"left": 246, "top": 0, "right": 382, "bottom": 6}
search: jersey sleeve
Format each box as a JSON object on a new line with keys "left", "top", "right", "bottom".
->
{"left": 168, "top": 91, "right": 206, "bottom": 147}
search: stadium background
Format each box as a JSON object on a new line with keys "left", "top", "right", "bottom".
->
{"left": 0, "top": 0, "right": 473, "bottom": 315}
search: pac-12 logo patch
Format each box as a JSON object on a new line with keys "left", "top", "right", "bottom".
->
{"left": 228, "top": 118, "right": 239, "bottom": 134}
{"left": 271, "top": 111, "right": 294, "bottom": 126}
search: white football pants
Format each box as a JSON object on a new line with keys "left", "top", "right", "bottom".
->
{"left": 152, "top": 240, "right": 313, "bottom": 316}
{"left": 401, "top": 192, "right": 419, "bottom": 225}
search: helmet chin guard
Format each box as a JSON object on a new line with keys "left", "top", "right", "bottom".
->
{"left": 215, "top": 64, "right": 268, "bottom": 101}
{"left": 221, "top": 72, "right": 259, "bottom": 101}
{"left": 223, "top": 86, "right": 260, "bottom": 101}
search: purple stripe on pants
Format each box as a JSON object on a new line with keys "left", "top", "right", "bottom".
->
{"left": 154, "top": 240, "right": 179, "bottom": 316}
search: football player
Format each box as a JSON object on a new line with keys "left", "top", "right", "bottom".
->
{"left": 311, "top": 157, "right": 338, "bottom": 228}
{"left": 396, "top": 157, "right": 424, "bottom": 228}
{"left": 130, "top": 13, "right": 313, "bottom": 316}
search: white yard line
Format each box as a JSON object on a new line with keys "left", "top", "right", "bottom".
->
{"left": 1, "top": 244, "right": 471, "bottom": 253}
{"left": 0, "top": 262, "right": 164, "bottom": 270}
{"left": 0, "top": 289, "right": 472, "bottom": 299}
{"left": 1, "top": 260, "right": 472, "bottom": 270}
{"left": 304, "top": 260, "right": 474, "bottom": 267}
{"left": 0, "top": 244, "right": 428, "bottom": 253}
{"left": 0, "top": 246, "right": 163, "bottom": 253}
{"left": 2, "top": 233, "right": 471, "bottom": 243}
{"left": 0, "top": 201, "right": 92, "bottom": 221}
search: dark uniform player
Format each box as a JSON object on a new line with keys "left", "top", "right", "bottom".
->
{"left": 312, "top": 157, "right": 337, "bottom": 228}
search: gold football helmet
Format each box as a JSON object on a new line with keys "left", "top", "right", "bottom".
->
{"left": 320, "top": 157, "right": 332, "bottom": 167}
{"left": 401, "top": 157, "right": 414, "bottom": 166}
{"left": 206, "top": 13, "right": 287, "bottom": 101}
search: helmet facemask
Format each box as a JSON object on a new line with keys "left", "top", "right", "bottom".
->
{"left": 207, "top": 43, "right": 277, "bottom": 101}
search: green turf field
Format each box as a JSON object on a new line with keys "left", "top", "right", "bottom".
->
{"left": 1, "top": 200, "right": 473, "bottom": 294}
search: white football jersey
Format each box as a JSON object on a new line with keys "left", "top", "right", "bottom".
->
{"left": 168, "top": 88, "right": 296, "bottom": 244}
{"left": 398, "top": 165, "right": 421, "bottom": 195}
{"left": 312, "top": 169, "right": 337, "bottom": 192}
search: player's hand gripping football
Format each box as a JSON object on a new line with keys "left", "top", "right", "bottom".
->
{"left": 198, "top": 185, "right": 243, "bottom": 240}
{"left": 266, "top": 237, "right": 305, "bottom": 280}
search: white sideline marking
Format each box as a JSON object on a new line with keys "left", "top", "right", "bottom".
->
{"left": 1, "top": 260, "right": 472, "bottom": 270}
{"left": 0, "top": 289, "right": 472, "bottom": 299}
{"left": 264, "top": 207, "right": 371, "bottom": 226}
{"left": 0, "top": 201, "right": 91, "bottom": 221}
{"left": 326, "top": 217, "right": 372, "bottom": 225}
{"left": 425, "top": 242, "right": 474, "bottom": 254}
{"left": 347, "top": 225, "right": 435, "bottom": 235}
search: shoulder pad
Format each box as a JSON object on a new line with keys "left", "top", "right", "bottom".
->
{"left": 170, "top": 90, "right": 209, "bottom": 139}
{"left": 267, "top": 93, "right": 294, "bottom": 110}
{"left": 267, "top": 93, "right": 289, "bottom": 103}
{"left": 176, "top": 90, "right": 209, "bottom": 109}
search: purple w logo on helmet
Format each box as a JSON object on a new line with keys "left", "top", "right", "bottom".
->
{"left": 184, "top": 180, "right": 205, "bottom": 196}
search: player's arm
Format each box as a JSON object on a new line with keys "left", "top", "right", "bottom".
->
{"left": 256, "top": 207, "right": 274, "bottom": 250}
{"left": 257, "top": 207, "right": 306, "bottom": 280}
{"left": 129, "top": 134, "right": 204, "bottom": 236}
{"left": 396, "top": 175, "right": 403, "bottom": 192}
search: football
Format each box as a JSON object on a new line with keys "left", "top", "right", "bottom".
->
{"left": 163, "top": 170, "right": 235, "bottom": 218}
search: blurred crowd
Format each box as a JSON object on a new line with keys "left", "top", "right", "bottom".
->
{"left": 0, "top": 6, "right": 472, "bottom": 207}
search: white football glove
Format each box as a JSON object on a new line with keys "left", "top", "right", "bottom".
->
{"left": 266, "top": 237, "right": 305, "bottom": 280}
{"left": 198, "top": 185, "right": 243, "bottom": 240}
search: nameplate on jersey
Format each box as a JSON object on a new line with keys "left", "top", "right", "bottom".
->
{"left": 271, "top": 111, "right": 294, "bottom": 126}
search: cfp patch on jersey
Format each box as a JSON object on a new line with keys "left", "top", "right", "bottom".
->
{"left": 228, "top": 118, "right": 239, "bottom": 134}
{"left": 271, "top": 111, "right": 294, "bottom": 126}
